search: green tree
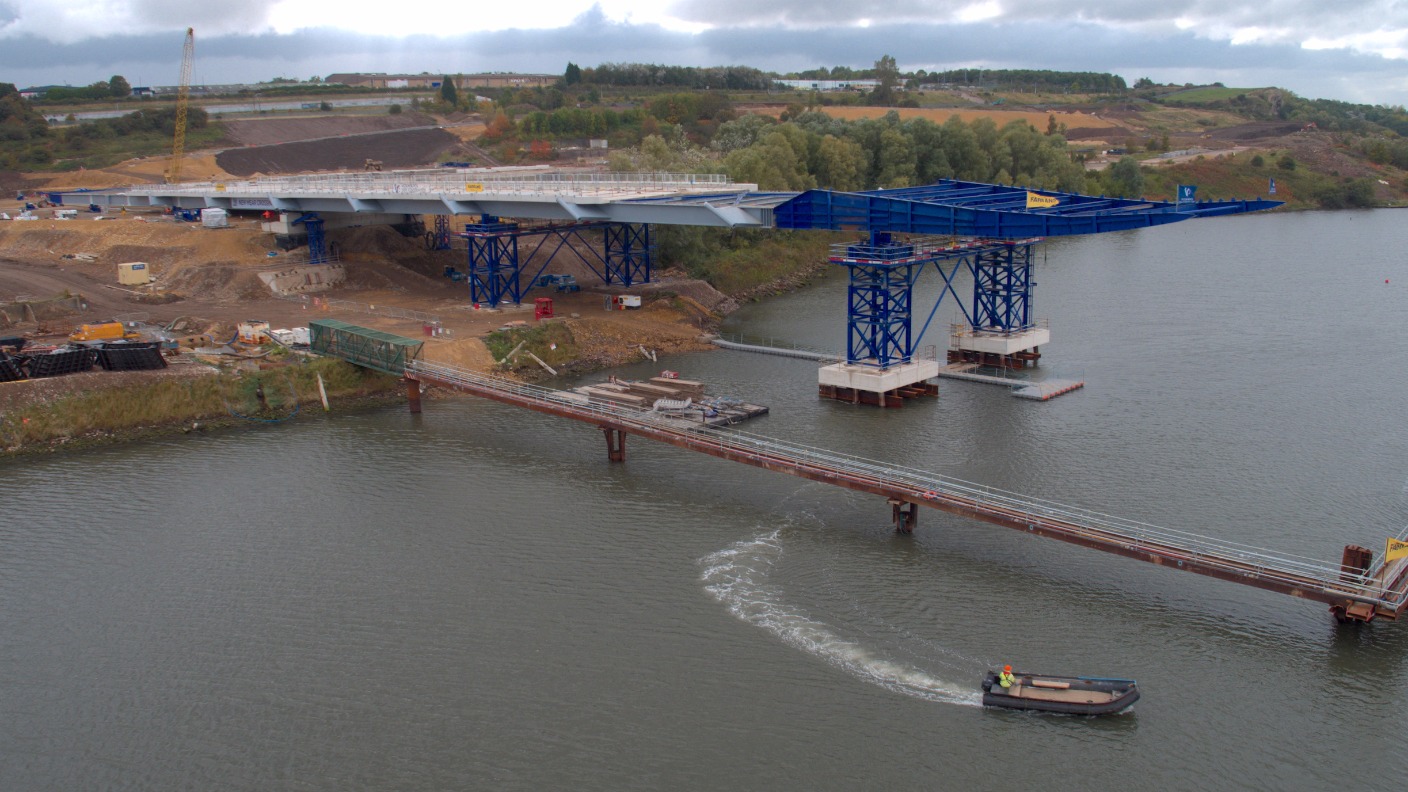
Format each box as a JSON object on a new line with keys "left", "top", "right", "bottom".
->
{"left": 565, "top": 62, "right": 582, "bottom": 86}
{"left": 874, "top": 127, "right": 916, "bottom": 187}
{"left": 724, "top": 131, "right": 815, "bottom": 190}
{"left": 872, "top": 54, "right": 900, "bottom": 106}
{"left": 1277, "top": 154, "right": 1297, "bottom": 171}
{"left": 1105, "top": 156, "right": 1145, "bottom": 197}
{"left": 813, "top": 134, "right": 868, "bottom": 190}
{"left": 108, "top": 75, "right": 131, "bottom": 98}
{"left": 440, "top": 75, "right": 458, "bottom": 107}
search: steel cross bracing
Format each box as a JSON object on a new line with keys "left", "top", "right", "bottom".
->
{"left": 461, "top": 218, "right": 656, "bottom": 307}
{"left": 971, "top": 244, "right": 1033, "bottom": 333}
{"left": 291, "top": 212, "right": 330, "bottom": 265}
{"left": 402, "top": 359, "right": 1408, "bottom": 620}
{"left": 830, "top": 234, "right": 1041, "bottom": 367}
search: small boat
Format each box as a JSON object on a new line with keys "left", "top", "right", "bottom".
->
{"left": 982, "top": 671, "right": 1139, "bottom": 716}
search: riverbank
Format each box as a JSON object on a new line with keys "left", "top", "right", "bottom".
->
{"left": 0, "top": 356, "right": 403, "bottom": 457}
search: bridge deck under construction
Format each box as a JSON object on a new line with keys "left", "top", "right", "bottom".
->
{"left": 400, "top": 359, "right": 1408, "bottom": 625}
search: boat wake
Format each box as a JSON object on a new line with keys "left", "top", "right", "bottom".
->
{"left": 700, "top": 529, "right": 982, "bottom": 707}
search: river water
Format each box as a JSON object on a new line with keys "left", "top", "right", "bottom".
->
{"left": 3, "top": 210, "right": 1407, "bottom": 790}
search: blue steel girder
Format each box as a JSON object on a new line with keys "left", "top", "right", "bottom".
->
{"left": 603, "top": 224, "right": 653, "bottom": 287}
{"left": 775, "top": 179, "right": 1283, "bottom": 239}
{"left": 971, "top": 243, "right": 1034, "bottom": 333}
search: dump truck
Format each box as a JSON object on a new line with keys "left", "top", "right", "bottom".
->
{"left": 70, "top": 322, "right": 141, "bottom": 343}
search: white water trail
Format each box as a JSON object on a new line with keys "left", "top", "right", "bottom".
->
{"left": 700, "top": 530, "right": 982, "bottom": 707}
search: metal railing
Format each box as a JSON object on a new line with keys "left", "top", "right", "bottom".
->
{"left": 127, "top": 171, "right": 741, "bottom": 199}
{"left": 405, "top": 359, "right": 1408, "bottom": 610}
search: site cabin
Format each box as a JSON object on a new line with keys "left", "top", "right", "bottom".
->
{"left": 118, "top": 262, "right": 153, "bottom": 286}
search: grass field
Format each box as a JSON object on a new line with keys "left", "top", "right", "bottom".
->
{"left": 1159, "top": 87, "right": 1260, "bottom": 104}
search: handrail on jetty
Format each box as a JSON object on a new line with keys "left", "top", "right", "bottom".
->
{"left": 403, "top": 360, "right": 1408, "bottom": 625}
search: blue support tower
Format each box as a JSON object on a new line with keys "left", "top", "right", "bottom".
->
{"left": 465, "top": 215, "right": 523, "bottom": 307}
{"left": 603, "top": 224, "right": 653, "bottom": 287}
{"left": 843, "top": 233, "right": 917, "bottom": 369}
{"left": 291, "top": 212, "right": 330, "bottom": 264}
{"left": 971, "top": 243, "right": 1034, "bottom": 333}
{"left": 430, "top": 216, "right": 452, "bottom": 251}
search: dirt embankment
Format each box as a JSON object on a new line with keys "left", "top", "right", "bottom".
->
{"left": 216, "top": 127, "right": 466, "bottom": 176}
{"left": 222, "top": 113, "right": 441, "bottom": 147}
{"left": 0, "top": 211, "right": 736, "bottom": 369}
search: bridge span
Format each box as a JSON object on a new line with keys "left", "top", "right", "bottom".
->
{"left": 399, "top": 357, "right": 1408, "bottom": 626}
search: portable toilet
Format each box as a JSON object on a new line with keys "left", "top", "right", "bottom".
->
{"left": 118, "top": 261, "right": 152, "bottom": 286}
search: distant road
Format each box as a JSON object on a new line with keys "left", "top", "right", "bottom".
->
{"left": 46, "top": 95, "right": 416, "bottom": 123}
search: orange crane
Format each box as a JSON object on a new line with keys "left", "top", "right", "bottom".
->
{"left": 166, "top": 27, "right": 194, "bottom": 183}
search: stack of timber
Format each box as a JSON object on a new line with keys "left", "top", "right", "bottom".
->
{"left": 571, "top": 373, "right": 768, "bottom": 430}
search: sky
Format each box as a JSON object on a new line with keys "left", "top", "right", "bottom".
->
{"left": 1, "top": 0, "right": 1406, "bottom": 107}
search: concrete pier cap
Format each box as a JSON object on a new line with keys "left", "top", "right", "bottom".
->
{"left": 818, "top": 359, "right": 941, "bottom": 395}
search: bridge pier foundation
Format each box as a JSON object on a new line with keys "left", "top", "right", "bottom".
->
{"left": 890, "top": 499, "right": 917, "bottom": 534}
{"left": 603, "top": 427, "right": 627, "bottom": 462}
{"left": 406, "top": 378, "right": 422, "bottom": 414}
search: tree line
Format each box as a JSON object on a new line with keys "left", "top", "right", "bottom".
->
{"left": 608, "top": 109, "right": 1145, "bottom": 198}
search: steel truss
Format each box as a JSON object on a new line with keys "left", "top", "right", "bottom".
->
{"left": 292, "top": 212, "right": 330, "bottom": 264}
{"left": 462, "top": 217, "right": 655, "bottom": 307}
{"left": 832, "top": 234, "right": 1039, "bottom": 368}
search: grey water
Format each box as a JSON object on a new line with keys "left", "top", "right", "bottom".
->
{"left": 3, "top": 209, "right": 1407, "bottom": 791}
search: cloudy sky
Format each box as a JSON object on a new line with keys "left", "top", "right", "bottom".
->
{"left": 2, "top": 0, "right": 1406, "bottom": 106}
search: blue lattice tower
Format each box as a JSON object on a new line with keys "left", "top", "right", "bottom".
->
{"left": 292, "top": 213, "right": 329, "bottom": 264}
{"left": 841, "top": 233, "right": 919, "bottom": 368}
{"left": 971, "top": 242, "right": 1034, "bottom": 333}
{"left": 603, "top": 224, "right": 652, "bottom": 286}
{"left": 464, "top": 215, "right": 523, "bottom": 307}
{"left": 432, "top": 216, "right": 452, "bottom": 250}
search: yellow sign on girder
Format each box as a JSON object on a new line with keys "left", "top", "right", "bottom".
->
{"left": 1026, "top": 192, "right": 1059, "bottom": 209}
{"left": 1387, "top": 537, "right": 1408, "bottom": 563}
{"left": 465, "top": 183, "right": 485, "bottom": 193}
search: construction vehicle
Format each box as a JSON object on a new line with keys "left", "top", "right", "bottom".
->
{"left": 166, "top": 28, "right": 194, "bottom": 184}
{"left": 70, "top": 322, "right": 142, "bottom": 343}
{"left": 364, "top": 159, "right": 383, "bottom": 172}
{"left": 554, "top": 275, "right": 580, "bottom": 293}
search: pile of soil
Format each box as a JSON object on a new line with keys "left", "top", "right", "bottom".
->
{"left": 216, "top": 127, "right": 464, "bottom": 176}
